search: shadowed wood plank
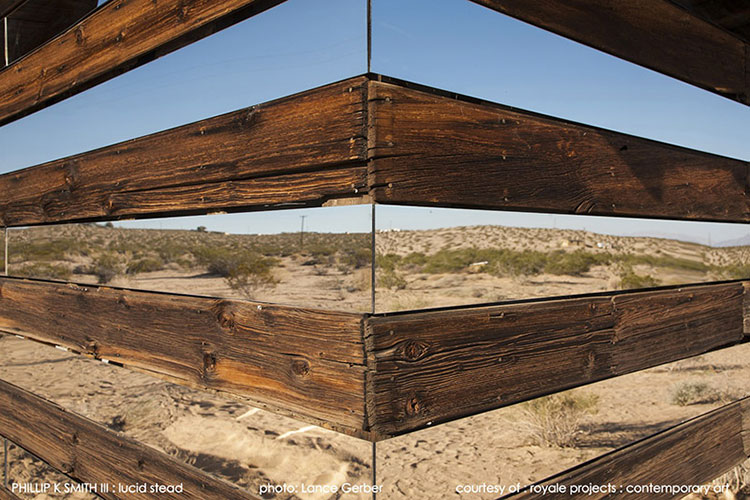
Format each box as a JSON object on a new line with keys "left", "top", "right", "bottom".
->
{"left": 365, "top": 282, "right": 745, "bottom": 438}
{"left": 469, "top": 0, "right": 749, "bottom": 105}
{"left": 0, "top": 0, "right": 23, "bottom": 18}
{"left": 0, "top": 77, "right": 368, "bottom": 226}
{"left": 509, "top": 398, "right": 750, "bottom": 499}
{"left": 0, "top": 379, "right": 257, "bottom": 499}
{"left": 0, "top": 0, "right": 286, "bottom": 124}
{"left": 0, "top": 486, "right": 21, "bottom": 500}
{"left": 368, "top": 78, "right": 750, "bottom": 223}
{"left": 2, "top": 0, "right": 97, "bottom": 64}
{"left": 0, "top": 277, "right": 367, "bottom": 435}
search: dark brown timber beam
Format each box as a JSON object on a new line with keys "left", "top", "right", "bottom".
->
{"left": 0, "top": 486, "right": 21, "bottom": 500}
{"left": 0, "top": 0, "right": 24, "bottom": 19}
{"left": 2, "top": 0, "right": 97, "bottom": 65}
{"left": 0, "top": 379, "right": 258, "bottom": 499}
{"left": 0, "top": 0, "right": 286, "bottom": 125}
{"left": 364, "top": 281, "right": 747, "bottom": 438}
{"left": 508, "top": 397, "right": 750, "bottom": 499}
{"left": 368, "top": 77, "right": 750, "bottom": 223}
{"left": 0, "top": 277, "right": 368, "bottom": 437}
{"left": 0, "top": 77, "right": 368, "bottom": 227}
{"left": 469, "top": 0, "right": 750, "bottom": 105}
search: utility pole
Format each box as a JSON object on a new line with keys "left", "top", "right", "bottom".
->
{"left": 299, "top": 215, "right": 307, "bottom": 247}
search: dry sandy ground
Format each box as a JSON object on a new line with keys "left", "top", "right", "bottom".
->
{"left": 1, "top": 335, "right": 748, "bottom": 499}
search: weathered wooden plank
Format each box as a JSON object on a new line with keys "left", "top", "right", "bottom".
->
{"left": 509, "top": 397, "right": 750, "bottom": 499}
{"left": 0, "top": 277, "right": 367, "bottom": 435}
{"left": 364, "top": 282, "right": 745, "bottom": 438}
{"left": 0, "top": 0, "right": 286, "bottom": 124}
{"left": 0, "top": 77, "right": 368, "bottom": 226}
{"left": 0, "top": 379, "right": 257, "bottom": 499}
{"left": 743, "top": 398, "right": 750, "bottom": 457}
{"left": 368, "top": 78, "right": 750, "bottom": 223}
{"left": 671, "top": 0, "right": 750, "bottom": 45}
{"left": 469, "top": 0, "right": 749, "bottom": 105}
{"left": 0, "top": 0, "right": 24, "bottom": 19}
{"left": 0, "top": 485, "right": 21, "bottom": 500}
{"left": 2, "top": 0, "right": 97, "bottom": 64}
{"left": 743, "top": 281, "right": 750, "bottom": 335}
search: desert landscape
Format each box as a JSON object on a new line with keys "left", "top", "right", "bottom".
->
{"left": 1, "top": 223, "right": 749, "bottom": 499}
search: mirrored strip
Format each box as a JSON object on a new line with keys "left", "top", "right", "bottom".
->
{"left": 4, "top": 207, "right": 372, "bottom": 313}
{"left": 374, "top": 206, "right": 750, "bottom": 312}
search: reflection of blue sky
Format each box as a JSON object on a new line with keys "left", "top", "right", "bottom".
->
{"left": 3, "top": 0, "right": 749, "bottom": 245}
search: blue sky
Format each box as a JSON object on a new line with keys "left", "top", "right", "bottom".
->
{"left": 2, "top": 0, "right": 749, "bottom": 245}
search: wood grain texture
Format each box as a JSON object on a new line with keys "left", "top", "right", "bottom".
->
{"left": 0, "top": 77, "right": 368, "bottom": 227}
{"left": 671, "top": 0, "right": 750, "bottom": 45}
{"left": 368, "top": 78, "right": 750, "bottom": 223}
{"left": 0, "top": 486, "right": 21, "bottom": 500}
{"left": 0, "top": 0, "right": 286, "bottom": 124}
{"left": 469, "top": 0, "right": 749, "bottom": 105}
{"left": 3, "top": 0, "right": 97, "bottom": 64}
{"left": 743, "top": 398, "right": 750, "bottom": 457}
{"left": 743, "top": 281, "right": 750, "bottom": 335}
{"left": 0, "top": 277, "right": 367, "bottom": 435}
{"left": 365, "top": 282, "right": 745, "bottom": 438}
{"left": 0, "top": 379, "right": 257, "bottom": 499}
{"left": 509, "top": 398, "right": 750, "bottom": 499}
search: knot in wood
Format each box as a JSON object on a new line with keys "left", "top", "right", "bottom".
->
{"left": 405, "top": 395, "right": 423, "bottom": 416}
{"left": 86, "top": 340, "right": 99, "bottom": 356}
{"left": 202, "top": 352, "right": 217, "bottom": 373}
{"left": 218, "top": 310, "right": 235, "bottom": 331}
{"left": 291, "top": 359, "right": 310, "bottom": 377}
{"left": 401, "top": 340, "right": 429, "bottom": 361}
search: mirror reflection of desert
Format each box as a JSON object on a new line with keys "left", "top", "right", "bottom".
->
{"left": 1, "top": 223, "right": 748, "bottom": 499}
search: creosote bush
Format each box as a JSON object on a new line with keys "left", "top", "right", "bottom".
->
{"left": 517, "top": 391, "right": 599, "bottom": 448}
{"left": 192, "top": 246, "right": 278, "bottom": 298}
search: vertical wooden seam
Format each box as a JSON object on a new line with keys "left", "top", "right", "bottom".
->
{"left": 742, "top": 398, "right": 750, "bottom": 457}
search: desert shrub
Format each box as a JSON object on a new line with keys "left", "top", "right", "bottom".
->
{"left": 483, "top": 249, "right": 547, "bottom": 277}
{"left": 376, "top": 253, "right": 402, "bottom": 272}
{"left": 617, "top": 266, "right": 659, "bottom": 289}
{"left": 517, "top": 392, "right": 599, "bottom": 448}
{"left": 10, "top": 238, "right": 84, "bottom": 263}
{"left": 339, "top": 247, "right": 372, "bottom": 270}
{"left": 668, "top": 381, "right": 740, "bottom": 406}
{"left": 126, "top": 257, "right": 165, "bottom": 275}
{"left": 13, "top": 263, "right": 72, "bottom": 281}
{"left": 670, "top": 382, "right": 718, "bottom": 406}
{"left": 402, "top": 252, "right": 427, "bottom": 269}
{"left": 618, "top": 253, "right": 709, "bottom": 273}
{"left": 721, "top": 263, "right": 750, "bottom": 279}
{"left": 421, "top": 248, "right": 483, "bottom": 274}
{"left": 306, "top": 243, "right": 336, "bottom": 257}
{"left": 107, "top": 238, "right": 141, "bottom": 255}
{"left": 710, "top": 459, "right": 750, "bottom": 497}
{"left": 544, "top": 251, "right": 609, "bottom": 276}
{"left": 377, "top": 268, "right": 407, "bottom": 290}
{"left": 91, "top": 253, "right": 123, "bottom": 284}
{"left": 193, "top": 246, "right": 277, "bottom": 298}
{"left": 155, "top": 240, "right": 190, "bottom": 264}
